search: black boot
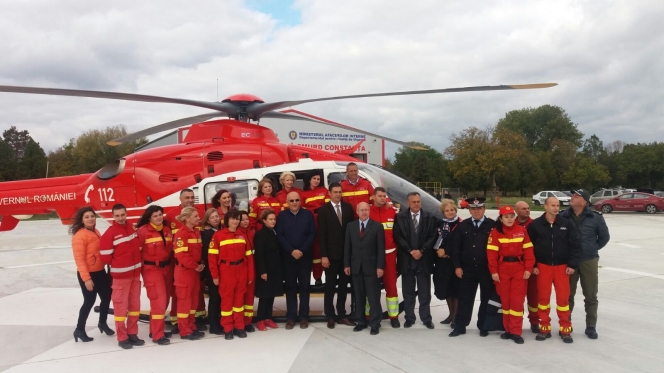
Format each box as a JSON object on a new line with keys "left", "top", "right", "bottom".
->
{"left": 195, "top": 318, "right": 208, "bottom": 331}
{"left": 73, "top": 329, "right": 93, "bottom": 342}
{"left": 233, "top": 328, "right": 247, "bottom": 338}
{"left": 118, "top": 339, "right": 133, "bottom": 349}
{"left": 128, "top": 334, "right": 145, "bottom": 346}
{"left": 245, "top": 324, "right": 256, "bottom": 333}
{"left": 98, "top": 323, "right": 115, "bottom": 336}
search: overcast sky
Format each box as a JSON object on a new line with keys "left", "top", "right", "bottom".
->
{"left": 0, "top": 0, "right": 662, "bottom": 158}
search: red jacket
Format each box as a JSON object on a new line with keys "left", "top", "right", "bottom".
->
{"left": 340, "top": 178, "right": 374, "bottom": 213}
{"left": 301, "top": 187, "right": 330, "bottom": 216}
{"left": 249, "top": 196, "right": 281, "bottom": 231}
{"left": 487, "top": 224, "right": 535, "bottom": 274}
{"left": 276, "top": 187, "right": 303, "bottom": 210}
{"left": 137, "top": 223, "right": 173, "bottom": 263}
{"left": 517, "top": 217, "right": 533, "bottom": 228}
{"left": 100, "top": 221, "right": 142, "bottom": 279}
{"left": 173, "top": 225, "right": 203, "bottom": 270}
{"left": 208, "top": 228, "right": 254, "bottom": 282}
{"left": 164, "top": 205, "right": 204, "bottom": 235}
{"left": 370, "top": 204, "right": 397, "bottom": 251}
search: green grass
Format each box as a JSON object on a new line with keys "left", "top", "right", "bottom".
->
{"left": 481, "top": 196, "right": 546, "bottom": 211}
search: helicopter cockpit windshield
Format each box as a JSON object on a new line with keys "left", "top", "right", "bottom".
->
{"left": 332, "top": 162, "right": 443, "bottom": 219}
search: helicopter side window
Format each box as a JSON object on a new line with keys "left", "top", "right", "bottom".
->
{"left": 327, "top": 172, "right": 346, "bottom": 186}
{"left": 203, "top": 180, "right": 258, "bottom": 212}
{"left": 265, "top": 170, "right": 320, "bottom": 195}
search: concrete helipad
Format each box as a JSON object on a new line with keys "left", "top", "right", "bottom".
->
{"left": 1, "top": 210, "right": 663, "bottom": 372}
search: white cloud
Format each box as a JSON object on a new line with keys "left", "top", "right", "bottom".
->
{"left": 0, "top": 0, "right": 662, "bottom": 155}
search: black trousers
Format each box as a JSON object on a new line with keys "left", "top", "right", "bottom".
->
{"left": 284, "top": 252, "right": 312, "bottom": 321}
{"left": 353, "top": 270, "right": 382, "bottom": 328}
{"left": 402, "top": 269, "right": 432, "bottom": 323}
{"left": 454, "top": 266, "right": 494, "bottom": 331}
{"left": 257, "top": 297, "right": 275, "bottom": 321}
{"left": 204, "top": 266, "right": 221, "bottom": 331}
{"left": 76, "top": 269, "right": 112, "bottom": 330}
{"left": 324, "top": 258, "right": 350, "bottom": 319}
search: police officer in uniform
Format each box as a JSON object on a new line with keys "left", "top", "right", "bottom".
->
{"left": 449, "top": 198, "right": 496, "bottom": 337}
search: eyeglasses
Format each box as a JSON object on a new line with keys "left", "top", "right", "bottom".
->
{"left": 289, "top": 199, "right": 300, "bottom": 202}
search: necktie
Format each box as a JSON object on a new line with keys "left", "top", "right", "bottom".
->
{"left": 335, "top": 204, "right": 342, "bottom": 224}
{"left": 360, "top": 222, "right": 365, "bottom": 237}
{"left": 474, "top": 219, "right": 480, "bottom": 228}
{"left": 413, "top": 213, "right": 419, "bottom": 231}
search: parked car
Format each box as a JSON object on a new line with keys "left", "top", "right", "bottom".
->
{"left": 561, "top": 191, "right": 573, "bottom": 197}
{"left": 589, "top": 189, "right": 624, "bottom": 204}
{"left": 532, "top": 191, "right": 571, "bottom": 206}
{"left": 655, "top": 191, "right": 664, "bottom": 198}
{"left": 594, "top": 192, "right": 664, "bottom": 214}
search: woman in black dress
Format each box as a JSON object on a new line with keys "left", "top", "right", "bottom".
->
{"left": 253, "top": 209, "right": 284, "bottom": 331}
{"left": 433, "top": 199, "right": 462, "bottom": 327}
{"left": 200, "top": 208, "right": 224, "bottom": 335}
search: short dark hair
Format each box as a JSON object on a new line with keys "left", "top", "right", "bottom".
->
{"left": 261, "top": 209, "right": 276, "bottom": 222}
{"left": 223, "top": 209, "right": 243, "bottom": 227}
{"left": 180, "top": 188, "right": 194, "bottom": 195}
{"left": 328, "top": 182, "right": 342, "bottom": 192}
{"left": 407, "top": 192, "right": 420, "bottom": 198}
{"left": 374, "top": 187, "right": 387, "bottom": 195}
{"left": 346, "top": 162, "right": 358, "bottom": 169}
{"left": 111, "top": 204, "right": 126, "bottom": 212}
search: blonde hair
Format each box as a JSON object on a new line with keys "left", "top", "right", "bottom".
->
{"left": 439, "top": 198, "right": 457, "bottom": 213}
{"left": 279, "top": 171, "right": 296, "bottom": 187}
{"left": 202, "top": 208, "right": 219, "bottom": 227}
{"left": 176, "top": 206, "right": 198, "bottom": 223}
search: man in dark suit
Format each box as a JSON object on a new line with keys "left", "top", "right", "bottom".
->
{"left": 393, "top": 192, "right": 438, "bottom": 329}
{"left": 449, "top": 197, "right": 496, "bottom": 337}
{"left": 318, "top": 182, "right": 356, "bottom": 329}
{"left": 344, "top": 202, "right": 386, "bottom": 335}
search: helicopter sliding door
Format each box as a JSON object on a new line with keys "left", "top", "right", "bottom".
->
{"left": 202, "top": 179, "right": 259, "bottom": 212}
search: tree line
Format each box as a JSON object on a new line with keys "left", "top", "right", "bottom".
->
{"left": 389, "top": 104, "right": 663, "bottom": 196}
{"left": 0, "top": 125, "right": 146, "bottom": 181}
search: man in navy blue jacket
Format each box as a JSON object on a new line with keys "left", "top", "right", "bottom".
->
{"left": 276, "top": 191, "right": 316, "bottom": 330}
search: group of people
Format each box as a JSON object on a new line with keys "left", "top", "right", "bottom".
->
{"left": 71, "top": 162, "right": 609, "bottom": 349}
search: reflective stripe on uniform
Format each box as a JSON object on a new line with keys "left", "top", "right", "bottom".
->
{"left": 113, "top": 233, "right": 138, "bottom": 246}
{"left": 342, "top": 190, "right": 369, "bottom": 197}
{"left": 528, "top": 306, "right": 539, "bottom": 312}
{"left": 174, "top": 247, "right": 188, "bottom": 253}
{"left": 189, "top": 310, "right": 196, "bottom": 314}
{"left": 219, "top": 238, "right": 246, "bottom": 246}
{"left": 245, "top": 250, "right": 252, "bottom": 256}
{"left": 488, "top": 299, "right": 502, "bottom": 308}
{"left": 556, "top": 305, "right": 570, "bottom": 311}
{"left": 145, "top": 237, "right": 162, "bottom": 244}
{"left": 232, "top": 306, "right": 244, "bottom": 313}
{"left": 221, "top": 310, "right": 232, "bottom": 316}
{"left": 127, "top": 311, "right": 140, "bottom": 317}
{"left": 312, "top": 259, "right": 322, "bottom": 264}
{"left": 171, "top": 229, "right": 179, "bottom": 234}
{"left": 385, "top": 248, "right": 396, "bottom": 254}
{"left": 195, "top": 311, "right": 206, "bottom": 317}
{"left": 151, "top": 314, "right": 165, "bottom": 319}
{"left": 498, "top": 237, "right": 524, "bottom": 243}
{"left": 208, "top": 249, "right": 219, "bottom": 254}
{"left": 523, "top": 242, "right": 533, "bottom": 249}
{"left": 187, "top": 238, "right": 202, "bottom": 243}
{"left": 509, "top": 309, "right": 523, "bottom": 316}
{"left": 381, "top": 222, "right": 394, "bottom": 229}
{"left": 305, "top": 195, "right": 326, "bottom": 204}
{"left": 100, "top": 249, "right": 114, "bottom": 255}
{"left": 177, "top": 313, "right": 189, "bottom": 318}
{"left": 110, "top": 263, "right": 142, "bottom": 273}
{"left": 538, "top": 303, "right": 550, "bottom": 310}
{"left": 487, "top": 244, "right": 499, "bottom": 251}
{"left": 386, "top": 297, "right": 399, "bottom": 317}
{"left": 541, "top": 325, "right": 551, "bottom": 331}
{"left": 114, "top": 316, "right": 126, "bottom": 322}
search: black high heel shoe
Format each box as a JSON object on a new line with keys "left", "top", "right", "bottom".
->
{"left": 73, "top": 329, "right": 94, "bottom": 342}
{"left": 98, "top": 323, "right": 115, "bottom": 336}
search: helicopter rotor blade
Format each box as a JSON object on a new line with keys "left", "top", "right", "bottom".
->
{"left": 248, "top": 83, "right": 558, "bottom": 117}
{"left": 259, "top": 110, "right": 331, "bottom": 123}
{"left": 0, "top": 85, "right": 238, "bottom": 114}
{"left": 107, "top": 112, "right": 225, "bottom": 146}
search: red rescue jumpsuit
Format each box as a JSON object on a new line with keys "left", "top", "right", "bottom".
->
{"left": 173, "top": 226, "right": 203, "bottom": 337}
{"left": 370, "top": 203, "right": 399, "bottom": 319}
{"left": 340, "top": 177, "right": 374, "bottom": 218}
{"left": 240, "top": 227, "right": 256, "bottom": 326}
{"left": 100, "top": 221, "right": 142, "bottom": 343}
{"left": 209, "top": 228, "right": 254, "bottom": 333}
{"left": 301, "top": 186, "right": 330, "bottom": 281}
{"left": 276, "top": 187, "right": 303, "bottom": 211}
{"left": 164, "top": 206, "right": 205, "bottom": 327}
{"left": 517, "top": 217, "right": 538, "bottom": 327}
{"left": 487, "top": 225, "right": 535, "bottom": 336}
{"left": 249, "top": 196, "right": 281, "bottom": 231}
{"left": 137, "top": 223, "right": 173, "bottom": 341}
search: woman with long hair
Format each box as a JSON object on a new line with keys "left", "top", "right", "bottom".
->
{"left": 300, "top": 169, "right": 329, "bottom": 286}
{"left": 200, "top": 208, "right": 224, "bottom": 335}
{"left": 136, "top": 205, "right": 174, "bottom": 345}
{"left": 432, "top": 199, "right": 462, "bottom": 328}
{"left": 239, "top": 210, "right": 257, "bottom": 332}
{"left": 249, "top": 178, "right": 281, "bottom": 231}
{"left": 211, "top": 189, "right": 234, "bottom": 225}
{"left": 172, "top": 207, "right": 206, "bottom": 340}
{"left": 487, "top": 205, "right": 535, "bottom": 344}
{"left": 70, "top": 206, "right": 113, "bottom": 342}
{"left": 275, "top": 171, "right": 302, "bottom": 210}
{"left": 253, "top": 209, "right": 283, "bottom": 331}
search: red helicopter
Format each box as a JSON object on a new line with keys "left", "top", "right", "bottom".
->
{"left": 0, "top": 83, "right": 556, "bottom": 230}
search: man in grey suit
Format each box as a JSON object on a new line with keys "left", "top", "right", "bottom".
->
{"left": 344, "top": 202, "right": 386, "bottom": 335}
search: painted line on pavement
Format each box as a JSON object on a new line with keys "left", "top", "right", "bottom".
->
{"left": 603, "top": 267, "right": 664, "bottom": 280}
{"left": 3, "top": 260, "right": 74, "bottom": 269}
{"left": 614, "top": 242, "right": 640, "bottom": 249}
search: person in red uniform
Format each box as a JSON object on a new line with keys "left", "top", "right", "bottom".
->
{"left": 275, "top": 171, "right": 302, "bottom": 210}
{"left": 301, "top": 170, "right": 330, "bottom": 287}
{"left": 369, "top": 187, "right": 400, "bottom": 328}
{"left": 172, "top": 207, "right": 206, "bottom": 340}
{"left": 487, "top": 205, "right": 535, "bottom": 344}
{"left": 340, "top": 162, "right": 374, "bottom": 218}
{"left": 164, "top": 189, "right": 206, "bottom": 332}
{"left": 239, "top": 210, "right": 257, "bottom": 332}
{"left": 249, "top": 178, "right": 281, "bottom": 231}
{"left": 209, "top": 209, "right": 254, "bottom": 340}
{"left": 100, "top": 204, "right": 144, "bottom": 350}
{"left": 136, "top": 205, "right": 174, "bottom": 345}
{"left": 527, "top": 197, "right": 581, "bottom": 344}
{"left": 211, "top": 189, "right": 234, "bottom": 225}
{"left": 515, "top": 200, "right": 538, "bottom": 333}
